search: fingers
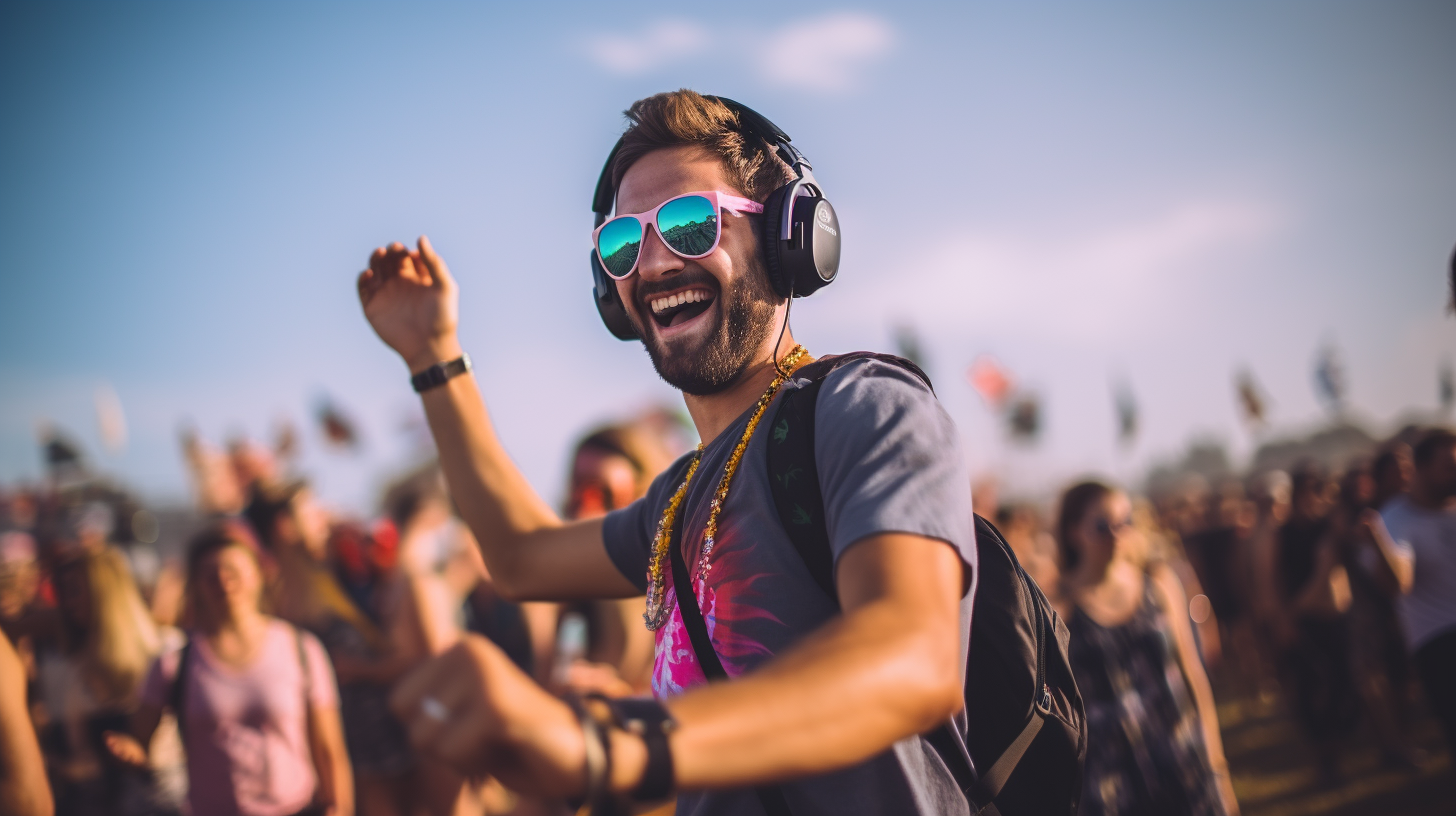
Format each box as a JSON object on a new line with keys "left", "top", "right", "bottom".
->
{"left": 418, "top": 235, "right": 456, "bottom": 291}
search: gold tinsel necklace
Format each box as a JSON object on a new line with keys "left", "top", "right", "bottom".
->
{"left": 643, "top": 345, "right": 810, "bottom": 630}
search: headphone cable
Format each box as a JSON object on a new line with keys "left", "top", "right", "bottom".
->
{"left": 772, "top": 283, "right": 795, "bottom": 379}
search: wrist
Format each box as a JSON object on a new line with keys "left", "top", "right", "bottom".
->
{"left": 608, "top": 728, "right": 649, "bottom": 797}
{"left": 406, "top": 336, "right": 464, "bottom": 375}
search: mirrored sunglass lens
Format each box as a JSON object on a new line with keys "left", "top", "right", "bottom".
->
{"left": 656, "top": 195, "right": 719, "bottom": 257}
{"left": 597, "top": 217, "right": 643, "bottom": 278}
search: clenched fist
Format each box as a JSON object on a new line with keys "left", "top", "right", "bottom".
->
{"left": 389, "top": 635, "right": 591, "bottom": 798}
{"left": 357, "top": 236, "right": 463, "bottom": 373}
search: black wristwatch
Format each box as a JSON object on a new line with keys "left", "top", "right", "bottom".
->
{"left": 410, "top": 354, "right": 472, "bottom": 393}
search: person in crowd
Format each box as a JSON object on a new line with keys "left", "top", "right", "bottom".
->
{"left": 332, "top": 469, "right": 490, "bottom": 816}
{"left": 1, "top": 627, "right": 53, "bottom": 816}
{"left": 1243, "top": 470, "right": 1291, "bottom": 697}
{"left": 357, "top": 90, "right": 974, "bottom": 814}
{"left": 1331, "top": 459, "right": 1420, "bottom": 769}
{"left": 551, "top": 424, "right": 676, "bottom": 696}
{"left": 40, "top": 544, "right": 170, "bottom": 815}
{"left": 1272, "top": 464, "right": 1360, "bottom": 782}
{"left": 1377, "top": 428, "right": 1456, "bottom": 755}
{"left": 1053, "top": 480, "right": 1237, "bottom": 816}
{"left": 244, "top": 481, "right": 384, "bottom": 650}
{"left": 1372, "top": 444, "right": 1414, "bottom": 510}
{"left": 994, "top": 502, "right": 1060, "bottom": 594}
{"left": 107, "top": 520, "right": 353, "bottom": 816}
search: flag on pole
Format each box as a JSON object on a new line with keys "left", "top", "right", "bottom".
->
{"left": 967, "top": 355, "right": 1014, "bottom": 410}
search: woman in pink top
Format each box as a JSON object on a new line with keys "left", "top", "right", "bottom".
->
{"left": 107, "top": 521, "right": 353, "bottom": 816}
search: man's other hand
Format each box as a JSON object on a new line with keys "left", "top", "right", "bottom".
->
{"left": 390, "top": 635, "right": 589, "bottom": 798}
{"left": 357, "top": 236, "right": 463, "bottom": 373}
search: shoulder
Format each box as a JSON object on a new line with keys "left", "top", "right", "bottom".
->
{"left": 1147, "top": 561, "right": 1188, "bottom": 609}
{"left": 816, "top": 356, "right": 935, "bottom": 400}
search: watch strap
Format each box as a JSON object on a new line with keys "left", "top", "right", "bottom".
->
{"left": 410, "top": 354, "right": 472, "bottom": 393}
{"left": 600, "top": 695, "right": 676, "bottom": 803}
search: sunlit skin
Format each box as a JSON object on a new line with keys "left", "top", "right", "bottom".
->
{"left": 355, "top": 143, "right": 965, "bottom": 800}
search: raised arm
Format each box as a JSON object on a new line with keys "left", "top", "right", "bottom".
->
{"left": 357, "top": 237, "right": 637, "bottom": 601}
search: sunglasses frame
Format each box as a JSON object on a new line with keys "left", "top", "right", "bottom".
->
{"left": 593, "top": 190, "right": 764, "bottom": 281}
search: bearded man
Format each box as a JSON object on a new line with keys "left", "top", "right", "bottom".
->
{"left": 357, "top": 90, "right": 975, "bottom": 815}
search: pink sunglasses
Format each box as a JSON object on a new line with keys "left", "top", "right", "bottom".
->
{"left": 593, "top": 190, "right": 763, "bottom": 280}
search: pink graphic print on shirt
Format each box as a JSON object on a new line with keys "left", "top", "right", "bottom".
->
{"left": 652, "top": 521, "right": 783, "bottom": 698}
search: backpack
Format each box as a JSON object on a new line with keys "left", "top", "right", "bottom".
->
{"left": 763, "top": 352, "right": 1087, "bottom": 816}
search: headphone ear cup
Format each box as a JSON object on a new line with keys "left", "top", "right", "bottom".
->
{"left": 591, "top": 250, "right": 639, "bottom": 341}
{"left": 758, "top": 184, "right": 793, "bottom": 299}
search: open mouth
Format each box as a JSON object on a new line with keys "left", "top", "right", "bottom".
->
{"left": 647, "top": 287, "right": 716, "bottom": 329}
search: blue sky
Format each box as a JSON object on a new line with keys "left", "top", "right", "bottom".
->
{"left": 2, "top": 2, "right": 1453, "bottom": 512}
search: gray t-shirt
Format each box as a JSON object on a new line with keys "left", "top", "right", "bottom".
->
{"left": 603, "top": 357, "right": 976, "bottom": 816}
{"left": 1378, "top": 495, "right": 1456, "bottom": 651}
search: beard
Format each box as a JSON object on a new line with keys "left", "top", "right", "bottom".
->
{"left": 637, "top": 260, "right": 781, "bottom": 396}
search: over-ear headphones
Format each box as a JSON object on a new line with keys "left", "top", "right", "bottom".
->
{"left": 589, "top": 96, "right": 841, "bottom": 341}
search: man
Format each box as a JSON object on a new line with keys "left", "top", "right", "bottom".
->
{"left": 1377, "top": 429, "right": 1456, "bottom": 754}
{"left": 356, "top": 91, "right": 974, "bottom": 813}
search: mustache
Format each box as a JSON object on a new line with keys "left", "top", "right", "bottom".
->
{"left": 635, "top": 268, "right": 721, "bottom": 302}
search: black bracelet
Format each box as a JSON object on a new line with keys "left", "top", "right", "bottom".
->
{"left": 599, "top": 695, "right": 677, "bottom": 803}
{"left": 564, "top": 696, "right": 610, "bottom": 813}
{"left": 410, "top": 354, "right": 472, "bottom": 393}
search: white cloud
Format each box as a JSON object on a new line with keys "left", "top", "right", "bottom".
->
{"left": 585, "top": 20, "right": 709, "bottom": 75}
{"left": 830, "top": 199, "right": 1284, "bottom": 339}
{"left": 755, "top": 12, "right": 896, "bottom": 93}
{"left": 581, "top": 12, "right": 895, "bottom": 93}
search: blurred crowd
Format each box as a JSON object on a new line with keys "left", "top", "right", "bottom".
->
{"left": 2, "top": 415, "right": 1453, "bottom": 816}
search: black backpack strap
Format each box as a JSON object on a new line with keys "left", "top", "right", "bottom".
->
{"left": 169, "top": 638, "right": 194, "bottom": 741}
{"left": 766, "top": 352, "right": 935, "bottom": 600}
{"left": 293, "top": 624, "right": 314, "bottom": 707}
{"left": 667, "top": 501, "right": 795, "bottom": 816}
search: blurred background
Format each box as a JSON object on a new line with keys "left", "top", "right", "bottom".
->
{"left": 2, "top": 2, "right": 1452, "bottom": 512}
{"left": 2, "top": 3, "right": 1454, "bottom": 815}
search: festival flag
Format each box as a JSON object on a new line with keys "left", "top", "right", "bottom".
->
{"left": 1114, "top": 381, "right": 1138, "bottom": 445}
{"left": 1314, "top": 344, "right": 1346, "bottom": 415}
{"left": 893, "top": 324, "right": 928, "bottom": 370}
{"left": 1008, "top": 394, "right": 1041, "bottom": 442}
{"left": 315, "top": 396, "right": 361, "bottom": 450}
{"left": 1440, "top": 361, "right": 1454, "bottom": 414}
{"left": 95, "top": 383, "right": 128, "bottom": 454}
{"left": 967, "top": 355, "right": 1014, "bottom": 410}
{"left": 1235, "top": 369, "right": 1268, "bottom": 428}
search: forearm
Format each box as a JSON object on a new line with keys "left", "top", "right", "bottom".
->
{"left": 310, "top": 708, "right": 353, "bottom": 816}
{"left": 416, "top": 357, "right": 562, "bottom": 573}
{"left": 661, "top": 598, "right": 962, "bottom": 789}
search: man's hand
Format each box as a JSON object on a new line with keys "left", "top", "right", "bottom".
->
{"left": 357, "top": 236, "right": 462, "bottom": 373}
{"left": 389, "top": 635, "right": 591, "bottom": 798}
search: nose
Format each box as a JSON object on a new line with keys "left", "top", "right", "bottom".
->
{"left": 634, "top": 222, "right": 684, "bottom": 283}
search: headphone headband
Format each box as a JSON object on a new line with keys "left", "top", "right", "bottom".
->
{"left": 588, "top": 94, "right": 840, "bottom": 341}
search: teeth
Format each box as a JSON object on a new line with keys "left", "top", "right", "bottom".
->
{"left": 650, "top": 289, "right": 710, "bottom": 314}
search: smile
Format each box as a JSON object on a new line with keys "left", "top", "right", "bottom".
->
{"left": 647, "top": 287, "right": 716, "bottom": 329}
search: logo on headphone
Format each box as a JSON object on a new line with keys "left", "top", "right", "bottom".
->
{"left": 814, "top": 205, "right": 837, "bottom": 237}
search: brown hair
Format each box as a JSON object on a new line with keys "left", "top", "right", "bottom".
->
{"left": 1054, "top": 481, "right": 1115, "bottom": 572}
{"left": 610, "top": 90, "right": 795, "bottom": 205}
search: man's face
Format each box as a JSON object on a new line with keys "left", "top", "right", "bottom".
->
{"left": 613, "top": 146, "right": 781, "bottom": 395}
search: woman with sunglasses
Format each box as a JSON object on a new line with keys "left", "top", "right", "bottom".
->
{"left": 1053, "top": 481, "right": 1237, "bottom": 816}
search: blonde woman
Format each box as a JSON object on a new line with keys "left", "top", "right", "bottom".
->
{"left": 42, "top": 546, "right": 163, "bottom": 815}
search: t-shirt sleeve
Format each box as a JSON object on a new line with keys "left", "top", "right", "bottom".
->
{"left": 813, "top": 359, "right": 975, "bottom": 573}
{"left": 602, "top": 453, "right": 696, "bottom": 594}
{"left": 300, "top": 631, "right": 339, "bottom": 709}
